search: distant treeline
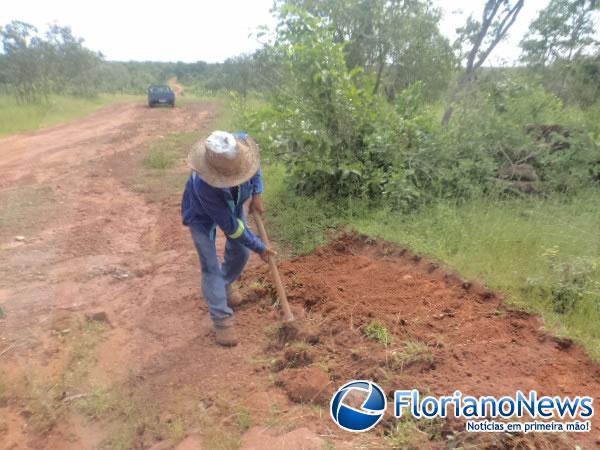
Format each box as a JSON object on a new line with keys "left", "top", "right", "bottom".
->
{"left": 0, "top": 21, "right": 267, "bottom": 102}
{"left": 1, "top": 0, "right": 599, "bottom": 107}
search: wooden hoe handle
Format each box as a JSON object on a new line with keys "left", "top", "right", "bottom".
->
{"left": 252, "top": 211, "right": 294, "bottom": 322}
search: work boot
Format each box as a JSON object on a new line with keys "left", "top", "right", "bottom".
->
{"left": 214, "top": 320, "right": 238, "bottom": 347}
{"left": 227, "top": 284, "right": 243, "bottom": 308}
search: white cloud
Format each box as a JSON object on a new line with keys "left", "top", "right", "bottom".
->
{"left": 0, "top": 0, "right": 276, "bottom": 62}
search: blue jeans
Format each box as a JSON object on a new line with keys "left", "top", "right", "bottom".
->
{"left": 190, "top": 224, "right": 250, "bottom": 325}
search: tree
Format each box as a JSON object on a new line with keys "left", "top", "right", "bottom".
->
{"left": 0, "top": 21, "right": 51, "bottom": 102}
{"left": 520, "top": 0, "right": 600, "bottom": 104}
{"left": 520, "top": 0, "right": 599, "bottom": 67}
{"left": 0, "top": 21, "right": 103, "bottom": 101}
{"left": 442, "top": 0, "right": 524, "bottom": 125}
{"left": 275, "top": 0, "right": 455, "bottom": 99}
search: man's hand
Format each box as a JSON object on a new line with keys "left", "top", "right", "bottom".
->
{"left": 260, "top": 247, "right": 277, "bottom": 263}
{"left": 249, "top": 193, "right": 265, "bottom": 216}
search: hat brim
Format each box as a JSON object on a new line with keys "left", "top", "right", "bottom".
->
{"left": 187, "top": 136, "right": 260, "bottom": 188}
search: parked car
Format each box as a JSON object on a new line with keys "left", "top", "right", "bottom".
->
{"left": 148, "top": 85, "right": 175, "bottom": 107}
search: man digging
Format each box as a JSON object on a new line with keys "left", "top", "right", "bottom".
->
{"left": 181, "top": 131, "right": 274, "bottom": 347}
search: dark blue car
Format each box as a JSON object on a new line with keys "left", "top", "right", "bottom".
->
{"left": 148, "top": 85, "right": 175, "bottom": 107}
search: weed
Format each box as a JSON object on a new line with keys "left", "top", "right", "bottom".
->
{"left": 195, "top": 404, "right": 242, "bottom": 450}
{"left": 364, "top": 320, "right": 392, "bottom": 347}
{"left": 0, "top": 306, "right": 5, "bottom": 319}
{"left": 74, "top": 388, "right": 116, "bottom": 421}
{"left": 247, "top": 280, "right": 266, "bottom": 290}
{"left": 388, "top": 340, "right": 434, "bottom": 371}
{"left": 64, "top": 320, "right": 109, "bottom": 387}
{"left": 24, "top": 380, "right": 64, "bottom": 434}
{"left": 142, "top": 132, "right": 199, "bottom": 170}
{"left": 264, "top": 323, "right": 280, "bottom": 339}
{"left": 235, "top": 407, "right": 252, "bottom": 432}
{"left": 385, "top": 415, "right": 446, "bottom": 449}
{"left": 281, "top": 341, "right": 314, "bottom": 369}
{"left": 165, "top": 416, "right": 187, "bottom": 441}
{"left": 265, "top": 403, "right": 283, "bottom": 428}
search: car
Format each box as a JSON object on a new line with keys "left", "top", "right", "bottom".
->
{"left": 148, "top": 85, "right": 175, "bottom": 107}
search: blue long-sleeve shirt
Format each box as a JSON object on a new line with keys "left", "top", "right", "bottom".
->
{"left": 181, "top": 167, "right": 266, "bottom": 254}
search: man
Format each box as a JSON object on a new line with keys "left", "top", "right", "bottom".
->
{"left": 181, "top": 130, "right": 274, "bottom": 347}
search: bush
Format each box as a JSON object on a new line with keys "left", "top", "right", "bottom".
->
{"left": 242, "top": 8, "right": 599, "bottom": 212}
{"left": 243, "top": 8, "right": 438, "bottom": 210}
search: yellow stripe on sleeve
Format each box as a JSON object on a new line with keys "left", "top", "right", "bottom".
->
{"left": 228, "top": 218, "right": 245, "bottom": 239}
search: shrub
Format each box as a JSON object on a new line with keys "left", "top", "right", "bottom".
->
{"left": 241, "top": 8, "right": 599, "bottom": 211}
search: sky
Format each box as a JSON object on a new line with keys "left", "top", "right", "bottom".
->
{"left": 0, "top": 0, "right": 557, "bottom": 65}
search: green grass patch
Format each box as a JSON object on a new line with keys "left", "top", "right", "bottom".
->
{"left": 385, "top": 415, "right": 446, "bottom": 449}
{"left": 364, "top": 320, "right": 392, "bottom": 347}
{"left": 261, "top": 164, "right": 343, "bottom": 255}
{"left": 142, "top": 132, "right": 199, "bottom": 170}
{"left": 0, "top": 94, "right": 140, "bottom": 136}
{"left": 389, "top": 340, "right": 434, "bottom": 371}
{"left": 132, "top": 131, "right": 202, "bottom": 200}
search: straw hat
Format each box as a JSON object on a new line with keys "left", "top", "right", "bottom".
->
{"left": 188, "top": 131, "right": 260, "bottom": 188}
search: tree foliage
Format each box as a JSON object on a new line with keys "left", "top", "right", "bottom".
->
{"left": 443, "top": 0, "right": 525, "bottom": 125}
{"left": 242, "top": 4, "right": 599, "bottom": 211}
{"left": 0, "top": 21, "right": 102, "bottom": 102}
{"left": 520, "top": 0, "right": 599, "bottom": 67}
{"left": 519, "top": 0, "right": 600, "bottom": 106}
{"left": 276, "top": 0, "right": 456, "bottom": 99}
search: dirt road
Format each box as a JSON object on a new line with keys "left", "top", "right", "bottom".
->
{"left": 0, "top": 102, "right": 599, "bottom": 449}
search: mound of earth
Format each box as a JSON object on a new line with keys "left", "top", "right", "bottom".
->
{"left": 277, "top": 366, "right": 330, "bottom": 405}
{"left": 245, "top": 232, "right": 600, "bottom": 448}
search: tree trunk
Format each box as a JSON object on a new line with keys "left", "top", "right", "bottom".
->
{"left": 372, "top": 52, "right": 386, "bottom": 95}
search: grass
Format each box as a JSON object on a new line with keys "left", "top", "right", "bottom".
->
{"left": 261, "top": 164, "right": 344, "bottom": 255}
{"left": 388, "top": 340, "right": 434, "bottom": 371}
{"left": 259, "top": 161, "right": 600, "bottom": 358}
{"left": 385, "top": 415, "right": 446, "bottom": 449}
{"left": 131, "top": 98, "right": 235, "bottom": 201}
{"left": 235, "top": 406, "right": 252, "bottom": 432}
{"left": 16, "top": 319, "right": 110, "bottom": 434}
{"left": 364, "top": 320, "right": 392, "bottom": 347}
{"left": 349, "top": 190, "right": 600, "bottom": 358}
{"left": 131, "top": 131, "right": 201, "bottom": 200}
{"left": 0, "top": 94, "right": 140, "bottom": 136}
{"left": 142, "top": 132, "right": 200, "bottom": 170}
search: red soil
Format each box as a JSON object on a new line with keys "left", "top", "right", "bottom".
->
{"left": 247, "top": 233, "right": 600, "bottom": 448}
{"left": 1, "top": 101, "right": 599, "bottom": 449}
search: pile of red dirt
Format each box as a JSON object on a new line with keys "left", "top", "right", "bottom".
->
{"left": 245, "top": 233, "right": 600, "bottom": 448}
